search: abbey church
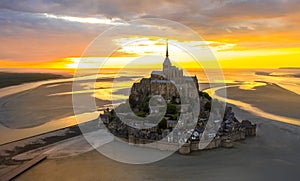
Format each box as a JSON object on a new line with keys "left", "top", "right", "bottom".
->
{"left": 129, "top": 40, "right": 199, "bottom": 105}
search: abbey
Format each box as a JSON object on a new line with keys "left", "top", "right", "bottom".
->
{"left": 103, "top": 41, "right": 256, "bottom": 154}
{"left": 129, "top": 41, "right": 199, "bottom": 105}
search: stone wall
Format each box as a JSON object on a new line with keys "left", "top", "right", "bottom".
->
{"left": 127, "top": 126, "right": 255, "bottom": 155}
{"left": 128, "top": 136, "right": 179, "bottom": 151}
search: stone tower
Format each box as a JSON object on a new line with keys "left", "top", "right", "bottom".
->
{"left": 163, "top": 39, "right": 171, "bottom": 75}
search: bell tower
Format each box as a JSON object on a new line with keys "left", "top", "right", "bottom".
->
{"left": 163, "top": 39, "right": 171, "bottom": 75}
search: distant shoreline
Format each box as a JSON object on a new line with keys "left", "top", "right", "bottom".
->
{"left": 0, "top": 72, "right": 68, "bottom": 89}
{"left": 278, "top": 67, "right": 300, "bottom": 69}
{"left": 255, "top": 71, "right": 300, "bottom": 78}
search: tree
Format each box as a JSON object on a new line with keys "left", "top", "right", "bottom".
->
{"left": 158, "top": 118, "right": 167, "bottom": 130}
{"left": 204, "top": 102, "right": 211, "bottom": 111}
{"left": 167, "top": 104, "right": 177, "bottom": 114}
{"left": 199, "top": 91, "right": 212, "bottom": 100}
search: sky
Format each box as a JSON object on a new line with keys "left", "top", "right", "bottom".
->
{"left": 0, "top": 0, "right": 300, "bottom": 70}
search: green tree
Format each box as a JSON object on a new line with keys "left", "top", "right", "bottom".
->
{"left": 204, "top": 102, "right": 211, "bottom": 111}
{"left": 199, "top": 91, "right": 212, "bottom": 100}
{"left": 167, "top": 104, "right": 177, "bottom": 114}
{"left": 158, "top": 118, "right": 167, "bottom": 130}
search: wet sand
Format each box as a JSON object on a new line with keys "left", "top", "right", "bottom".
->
{"left": 16, "top": 105, "right": 300, "bottom": 181}
{"left": 0, "top": 81, "right": 109, "bottom": 129}
{"left": 217, "top": 83, "right": 300, "bottom": 120}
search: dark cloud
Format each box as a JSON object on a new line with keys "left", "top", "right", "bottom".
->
{"left": 1, "top": 0, "right": 299, "bottom": 34}
{"left": 0, "top": 0, "right": 300, "bottom": 63}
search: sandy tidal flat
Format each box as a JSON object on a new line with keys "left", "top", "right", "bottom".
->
{"left": 217, "top": 82, "right": 300, "bottom": 120}
{"left": 15, "top": 105, "right": 300, "bottom": 181}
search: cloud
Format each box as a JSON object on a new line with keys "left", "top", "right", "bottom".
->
{"left": 43, "top": 13, "right": 128, "bottom": 25}
{"left": 0, "top": 0, "right": 300, "bottom": 65}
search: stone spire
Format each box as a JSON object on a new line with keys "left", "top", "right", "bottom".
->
{"left": 163, "top": 39, "right": 171, "bottom": 67}
{"left": 166, "top": 39, "right": 169, "bottom": 58}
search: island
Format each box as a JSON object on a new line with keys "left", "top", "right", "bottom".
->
{"left": 100, "top": 41, "right": 256, "bottom": 154}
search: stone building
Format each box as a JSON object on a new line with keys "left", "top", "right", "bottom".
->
{"left": 129, "top": 40, "right": 199, "bottom": 106}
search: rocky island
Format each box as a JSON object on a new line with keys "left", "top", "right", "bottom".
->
{"left": 100, "top": 41, "right": 256, "bottom": 154}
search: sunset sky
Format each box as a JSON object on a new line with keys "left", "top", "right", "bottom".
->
{"left": 1, "top": 0, "right": 300, "bottom": 70}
